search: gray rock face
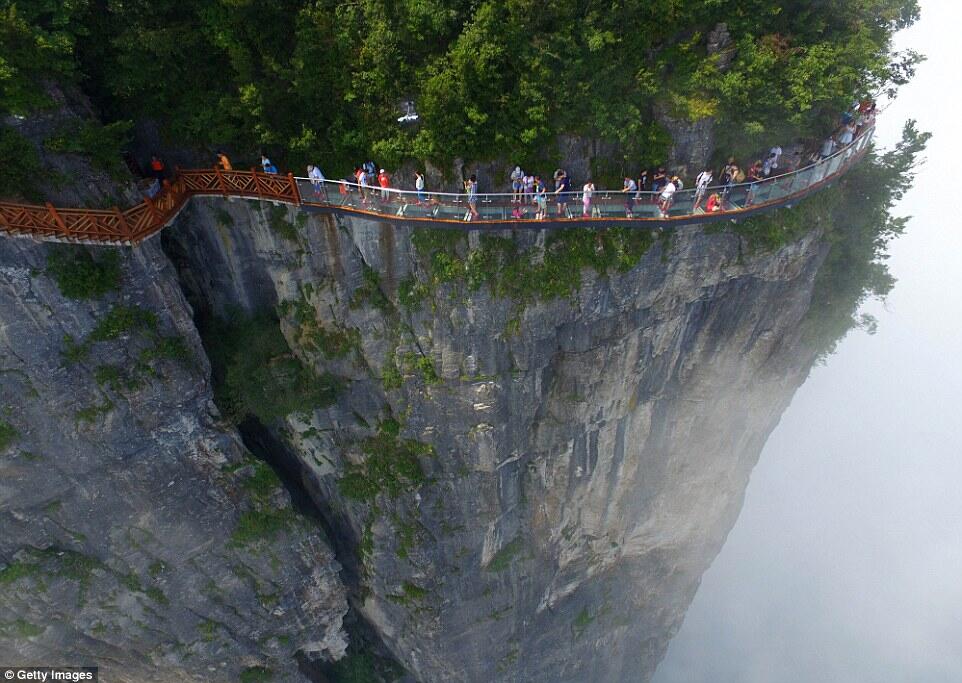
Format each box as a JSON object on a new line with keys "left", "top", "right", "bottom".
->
{"left": 165, "top": 197, "right": 829, "bottom": 682}
{"left": 0, "top": 238, "right": 347, "bottom": 681}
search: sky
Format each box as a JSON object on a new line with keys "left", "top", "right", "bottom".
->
{"left": 653, "top": 1, "right": 962, "bottom": 681}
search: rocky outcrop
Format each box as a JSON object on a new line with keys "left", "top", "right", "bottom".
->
{"left": 163, "top": 196, "right": 829, "bottom": 682}
{"left": 0, "top": 237, "right": 348, "bottom": 681}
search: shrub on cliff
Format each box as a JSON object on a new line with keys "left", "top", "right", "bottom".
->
{"left": 45, "top": 248, "right": 121, "bottom": 300}
{"left": 203, "top": 313, "right": 339, "bottom": 424}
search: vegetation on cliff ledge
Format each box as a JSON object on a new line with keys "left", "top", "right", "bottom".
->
{"left": 202, "top": 313, "right": 340, "bottom": 423}
{"left": 1, "top": 0, "right": 920, "bottom": 177}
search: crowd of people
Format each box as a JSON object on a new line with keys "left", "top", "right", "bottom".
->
{"left": 195, "top": 100, "right": 875, "bottom": 223}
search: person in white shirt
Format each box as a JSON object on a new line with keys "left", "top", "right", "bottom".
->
{"left": 582, "top": 181, "right": 595, "bottom": 217}
{"left": 693, "top": 168, "right": 713, "bottom": 211}
{"left": 415, "top": 171, "right": 426, "bottom": 204}
{"left": 523, "top": 173, "right": 535, "bottom": 198}
{"left": 623, "top": 176, "right": 637, "bottom": 217}
{"left": 307, "top": 164, "right": 326, "bottom": 199}
{"left": 838, "top": 123, "right": 856, "bottom": 146}
{"left": 768, "top": 145, "right": 783, "bottom": 169}
{"left": 659, "top": 179, "right": 676, "bottom": 217}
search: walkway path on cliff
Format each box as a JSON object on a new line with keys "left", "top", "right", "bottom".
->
{"left": 0, "top": 128, "right": 873, "bottom": 246}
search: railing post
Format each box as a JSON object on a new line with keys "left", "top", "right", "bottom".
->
{"left": 251, "top": 168, "right": 265, "bottom": 201}
{"left": 215, "top": 166, "right": 228, "bottom": 196}
{"left": 114, "top": 207, "right": 133, "bottom": 243}
{"left": 45, "top": 202, "right": 69, "bottom": 239}
{"left": 288, "top": 172, "right": 301, "bottom": 206}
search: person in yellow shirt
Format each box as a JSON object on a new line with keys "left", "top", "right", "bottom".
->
{"left": 217, "top": 151, "right": 232, "bottom": 171}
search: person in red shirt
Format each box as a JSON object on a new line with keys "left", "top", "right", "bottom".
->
{"left": 378, "top": 169, "right": 391, "bottom": 200}
{"left": 706, "top": 193, "right": 723, "bottom": 212}
{"left": 149, "top": 154, "right": 165, "bottom": 182}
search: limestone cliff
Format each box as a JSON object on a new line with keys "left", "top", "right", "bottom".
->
{"left": 162, "top": 197, "right": 829, "bottom": 682}
{"left": 0, "top": 238, "right": 347, "bottom": 682}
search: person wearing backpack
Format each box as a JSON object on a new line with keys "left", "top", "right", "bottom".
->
{"left": 510, "top": 166, "right": 524, "bottom": 203}
{"left": 693, "top": 168, "right": 713, "bottom": 212}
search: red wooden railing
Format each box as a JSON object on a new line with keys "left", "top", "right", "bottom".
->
{"left": 0, "top": 170, "right": 302, "bottom": 245}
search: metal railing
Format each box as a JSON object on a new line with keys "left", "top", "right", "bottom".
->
{"left": 0, "top": 127, "right": 873, "bottom": 245}
{"left": 292, "top": 126, "right": 873, "bottom": 223}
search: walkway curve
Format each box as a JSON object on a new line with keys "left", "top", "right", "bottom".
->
{"left": 0, "top": 127, "right": 873, "bottom": 246}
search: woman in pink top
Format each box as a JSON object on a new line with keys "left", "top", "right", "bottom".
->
{"left": 582, "top": 180, "right": 595, "bottom": 217}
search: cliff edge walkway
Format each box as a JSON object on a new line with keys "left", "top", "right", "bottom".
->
{"left": 0, "top": 128, "right": 873, "bottom": 246}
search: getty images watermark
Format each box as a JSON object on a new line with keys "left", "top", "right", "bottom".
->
{"left": 1, "top": 668, "right": 97, "bottom": 681}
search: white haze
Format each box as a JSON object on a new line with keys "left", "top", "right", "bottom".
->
{"left": 653, "top": 1, "right": 962, "bottom": 681}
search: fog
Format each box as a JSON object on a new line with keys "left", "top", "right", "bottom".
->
{"left": 653, "top": 1, "right": 962, "bottom": 681}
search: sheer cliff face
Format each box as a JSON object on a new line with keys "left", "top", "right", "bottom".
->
{"left": 165, "top": 199, "right": 828, "bottom": 682}
{"left": 0, "top": 239, "right": 347, "bottom": 682}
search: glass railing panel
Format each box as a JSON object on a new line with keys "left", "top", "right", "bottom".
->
{"left": 723, "top": 186, "right": 750, "bottom": 209}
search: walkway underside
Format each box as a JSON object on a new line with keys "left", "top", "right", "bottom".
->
{"left": 0, "top": 129, "right": 872, "bottom": 246}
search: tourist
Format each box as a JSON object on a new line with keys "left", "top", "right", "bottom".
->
{"left": 216, "top": 151, "right": 232, "bottom": 171}
{"left": 523, "top": 172, "right": 535, "bottom": 200}
{"left": 623, "top": 176, "right": 637, "bottom": 217}
{"left": 671, "top": 175, "right": 684, "bottom": 191}
{"left": 658, "top": 177, "right": 676, "bottom": 217}
{"left": 415, "top": 171, "right": 426, "bottom": 204}
{"left": 706, "top": 192, "right": 722, "bottom": 212}
{"left": 339, "top": 178, "right": 353, "bottom": 205}
{"left": 746, "top": 161, "right": 763, "bottom": 205}
{"left": 511, "top": 166, "right": 524, "bottom": 203}
{"left": 555, "top": 171, "right": 571, "bottom": 217}
{"left": 838, "top": 122, "right": 856, "bottom": 146}
{"left": 362, "top": 168, "right": 377, "bottom": 201}
{"left": 819, "top": 136, "right": 836, "bottom": 160}
{"left": 766, "top": 145, "right": 783, "bottom": 176}
{"left": 378, "top": 168, "right": 391, "bottom": 200}
{"left": 149, "top": 154, "right": 165, "bottom": 182}
{"left": 582, "top": 179, "right": 595, "bottom": 217}
{"left": 652, "top": 167, "right": 667, "bottom": 195}
{"left": 307, "top": 164, "right": 326, "bottom": 198}
{"left": 636, "top": 169, "right": 648, "bottom": 201}
{"left": 856, "top": 101, "right": 876, "bottom": 134}
{"left": 534, "top": 176, "right": 547, "bottom": 220}
{"left": 762, "top": 153, "right": 775, "bottom": 178}
{"left": 693, "top": 167, "right": 713, "bottom": 212}
{"left": 637, "top": 169, "right": 649, "bottom": 195}
{"left": 464, "top": 175, "right": 479, "bottom": 221}
{"left": 355, "top": 166, "right": 369, "bottom": 204}
{"left": 721, "top": 158, "right": 739, "bottom": 199}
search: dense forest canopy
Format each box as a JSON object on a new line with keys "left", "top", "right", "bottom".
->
{"left": 1, "top": 0, "right": 920, "bottom": 179}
